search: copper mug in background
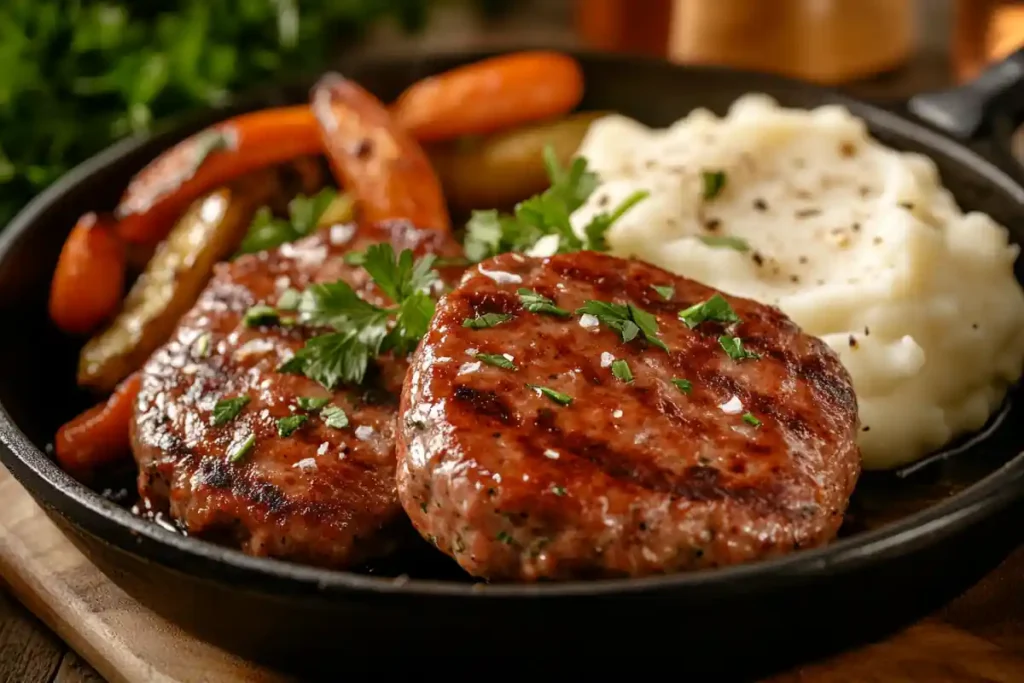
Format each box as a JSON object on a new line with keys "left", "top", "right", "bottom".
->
{"left": 954, "top": 0, "right": 1024, "bottom": 82}
{"left": 575, "top": 0, "right": 915, "bottom": 84}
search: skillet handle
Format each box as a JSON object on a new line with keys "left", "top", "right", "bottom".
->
{"left": 908, "top": 47, "right": 1024, "bottom": 141}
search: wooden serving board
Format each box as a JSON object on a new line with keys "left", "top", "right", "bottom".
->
{"left": 1, "top": 463, "right": 1023, "bottom": 683}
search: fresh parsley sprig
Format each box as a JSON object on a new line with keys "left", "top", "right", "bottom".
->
{"left": 237, "top": 189, "right": 351, "bottom": 255}
{"left": 278, "top": 244, "right": 439, "bottom": 389}
{"left": 464, "top": 145, "right": 649, "bottom": 262}
{"left": 575, "top": 300, "right": 669, "bottom": 351}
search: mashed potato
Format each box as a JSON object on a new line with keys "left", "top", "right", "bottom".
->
{"left": 567, "top": 94, "right": 1024, "bottom": 469}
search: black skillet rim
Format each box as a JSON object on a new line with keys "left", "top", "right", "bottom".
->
{"left": 2, "top": 48, "right": 1024, "bottom": 600}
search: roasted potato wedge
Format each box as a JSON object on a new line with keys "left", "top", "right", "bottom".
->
{"left": 77, "top": 164, "right": 322, "bottom": 393}
{"left": 428, "top": 111, "right": 606, "bottom": 213}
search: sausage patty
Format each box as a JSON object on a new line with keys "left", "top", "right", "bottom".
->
{"left": 396, "top": 251, "right": 861, "bottom": 581}
{"left": 131, "top": 220, "right": 458, "bottom": 569}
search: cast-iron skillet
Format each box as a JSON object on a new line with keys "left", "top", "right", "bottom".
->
{"left": 2, "top": 48, "right": 1024, "bottom": 678}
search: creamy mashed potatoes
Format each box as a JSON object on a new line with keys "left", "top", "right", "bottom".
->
{"left": 566, "top": 94, "right": 1024, "bottom": 469}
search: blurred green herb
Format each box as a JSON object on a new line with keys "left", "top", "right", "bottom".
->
{"left": 0, "top": 0, "right": 499, "bottom": 228}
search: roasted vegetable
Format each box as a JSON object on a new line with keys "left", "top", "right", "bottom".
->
{"left": 392, "top": 51, "right": 585, "bottom": 142}
{"left": 77, "top": 166, "right": 304, "bottom": 393}
{"left": 55, "top": 373, "right": 141, "bottom": 479}
{"left": 115, "top": 105, "right": 323, "bottom": 245}
{"left": 312, "top": 73, "right": 451, "bottom": 233}
{"left": 49, "top": 212, "right": 127, "bottom": 335}
{"left": 429, "top": 112, "right": 605, "bottom": 213}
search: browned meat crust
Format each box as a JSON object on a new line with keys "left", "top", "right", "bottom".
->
{"left": 397, "top": 251, "right": 861, "bottom": 581}
{"left": 131, "top": 220, "right": 458, "bottom": 569}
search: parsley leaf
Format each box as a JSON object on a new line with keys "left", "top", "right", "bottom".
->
{"left": 742, "top": 412, "right": 762, "bottom": 427}
{"left": 278, "top": 332, "right": 378, "bottom": 390}
{"left": 281, "top": 246, "right": 440, "bottom": 388}
{"left": 527, "top": 384, "right": 573, "bottom": 406}
{"left": 321, "top": 405, "right": 349, "bottom": 429}
{"left": 583, "top": 190, "right": 649, "bottom": 251}
{"left": 652, "top": 285, "right": 674, "bottom": 300}
{"left": 228, "top": 433, "right": 256, "bottom": 463}
{"left": 361, "top": 243, "right": 438, "bottom": 303}
{"left": 212, "top": 396, "right": 250, "bottom": 426}
{"left": 238, "top": 189, "right": 348, "bottom": 255}
{"left": 464, "top": 145, "right": 649, "bottom": 261}
{"left": 611, "top": 359, "right": 633, "bottom": 383}
{"left": 719, "top": 336, "right": 761, "bottom": 361}
{"left": 277, "top": 414, "right": 308, "bottom": 437}
{"left": 476, "top": 353, "right": 517, "bottom": 370}
{"left": 277, "top": 288, "right": 301, "bottom": 311}
{"left": 193, "top": 332, "right": 212, "bottom": 359}
{"left": 671, "top": 378, "right": 693, "bottom": 394}
{"left": 699, "top": 235, "right": 750, "bottom": 252}
{"left": 297, "top": 397, "right": 330, "bottom": 411}
{"left": 243, "top": 304, "right": 280, "bottom": 327}
{"left": 518, "top": 288, "right": 570, "bottom": 317}
{"left": 678, "top": 294, "right": 741, "bottom": 329}
{"left": 576, "top": 300, "right": 669, "bottom": 351}
{"left": 702, "top": 170, "right": 727, "bottom": 200}
{"left": 463, "top": 313, "right": 513, "bottom": 329}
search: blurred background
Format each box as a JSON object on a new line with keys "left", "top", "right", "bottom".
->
{"left": 0, "top": 0, "right": 1018, "bottom": 229}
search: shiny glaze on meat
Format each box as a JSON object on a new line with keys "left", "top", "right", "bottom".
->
{"left": 131, "top": 220, "right": 460, "bottom": 568}
{"left": 397, "top": 251, "right": 861, "bottom": 581}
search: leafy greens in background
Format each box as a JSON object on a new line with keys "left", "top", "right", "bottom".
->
{"left": 0, "top": 0, "right": 510, "bottom": 229}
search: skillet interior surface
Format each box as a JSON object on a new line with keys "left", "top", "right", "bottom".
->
{"left": 1, "top": 49, "right": 1023, "bottom": 673}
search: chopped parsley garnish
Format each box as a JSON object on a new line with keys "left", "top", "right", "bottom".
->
{"left": 719, "top": 336, "right": 761, "bottom": 361}
{"left": 672, "top": 378, "right": 692, "bottom": 394}
{"left": 276, "top": 414, "right": 308, "bottom": 437}
{"left": 463, "top": 313, "right": 513, "bottom": 329}
{"left": 678, "top": 293, "right": 741, "bottom": 329}
{"left": 277, "top": 288, "right": 301, "bottom": 311}
{"left": 518, "top": 288, "right": 570, "bottom": 317}
{"left": 702, "top": 170, "right": 727, "bottom": 200}
{"left": 296, "top": 396, "right": 330, "bottom": 411}
{"left": 321, "top": 405, "right": 349, "bottom": 429}
{"left": 699, "top": 235, "right": 750, "bottom": 252}
{"left": 652, "top": 284, "right": 674, "bottom": 300}
{"left": 527, "top": 384, "right": 573, "bottom": 406}
{"left": 243, "top": 304, "right": 279, "bottom": 327}
{"left": 211, "top": 396, "right": 250, "bottom": 426}
{"left": 464, "top": 145, "right": 649, "bottom": 262}
{"left": 742, "top": 412, "right": 762, "bottom": 427}
{"left": 228, "top": 433, "right": 256, "bottom": 463}
{"left": 476, "top": 353, "right": 517, "bottom": 370}
{"left": 193, "top": 332, "right": 211, "bottom": 359}
{"left": 496, "top": 530, "right": 515, "bottom": 545}
{"left": 551, "top": 485, "right": 567, "bottom": 497}
{"left": 575, "top": 300, "right": 669, "bottom": 351}
{"left": 237, "top": 188, "right": 349, "bottom": 255}
{"left": 611, "top": 359, "right": 633, "bottom": 383}
{"left": 278, "top": 244, "right": 439, "bottom": 388}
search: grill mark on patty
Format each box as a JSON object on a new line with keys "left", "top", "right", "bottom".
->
{"left": 516, "top": 428, "right": 790, "bottom": 515}
{"left": 453, "top": 384, "right": 518, "bottom": 425}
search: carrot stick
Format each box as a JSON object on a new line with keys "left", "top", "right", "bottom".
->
{"left": 312, "top": 73, "right": 451, "bottom": 233}
{"left": 391, "top": 51, "right": 585, "bottom": 142}
{"left": 115, "top": 106, "right": 321, "bottom": 245}
{"left": 54, "top": 373, "right": 141, "bottom": 476}
{"left": 48, "top": 212, "right": 126, "bottom": 335}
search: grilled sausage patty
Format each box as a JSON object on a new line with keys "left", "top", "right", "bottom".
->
{"left": 397, "top": 251, "right": 861, "bottom": 580}
{"left": 131, "top": 220, "right": 458, "bottom": 569}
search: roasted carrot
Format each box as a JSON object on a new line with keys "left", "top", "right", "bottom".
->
{"left": 391, "top": 51, "right": 585, "bottom": 142}
{"left": 54, "top": 373, "right": 141, "bottom": 476}
{"left": 115, "top": 105, "right": 321, "bottom": 244}
{"left": 312, "top": 73, "right": 451, "bottom": 233}
{"left": 49, "top": 212, "right": 126, "bottom": 335}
